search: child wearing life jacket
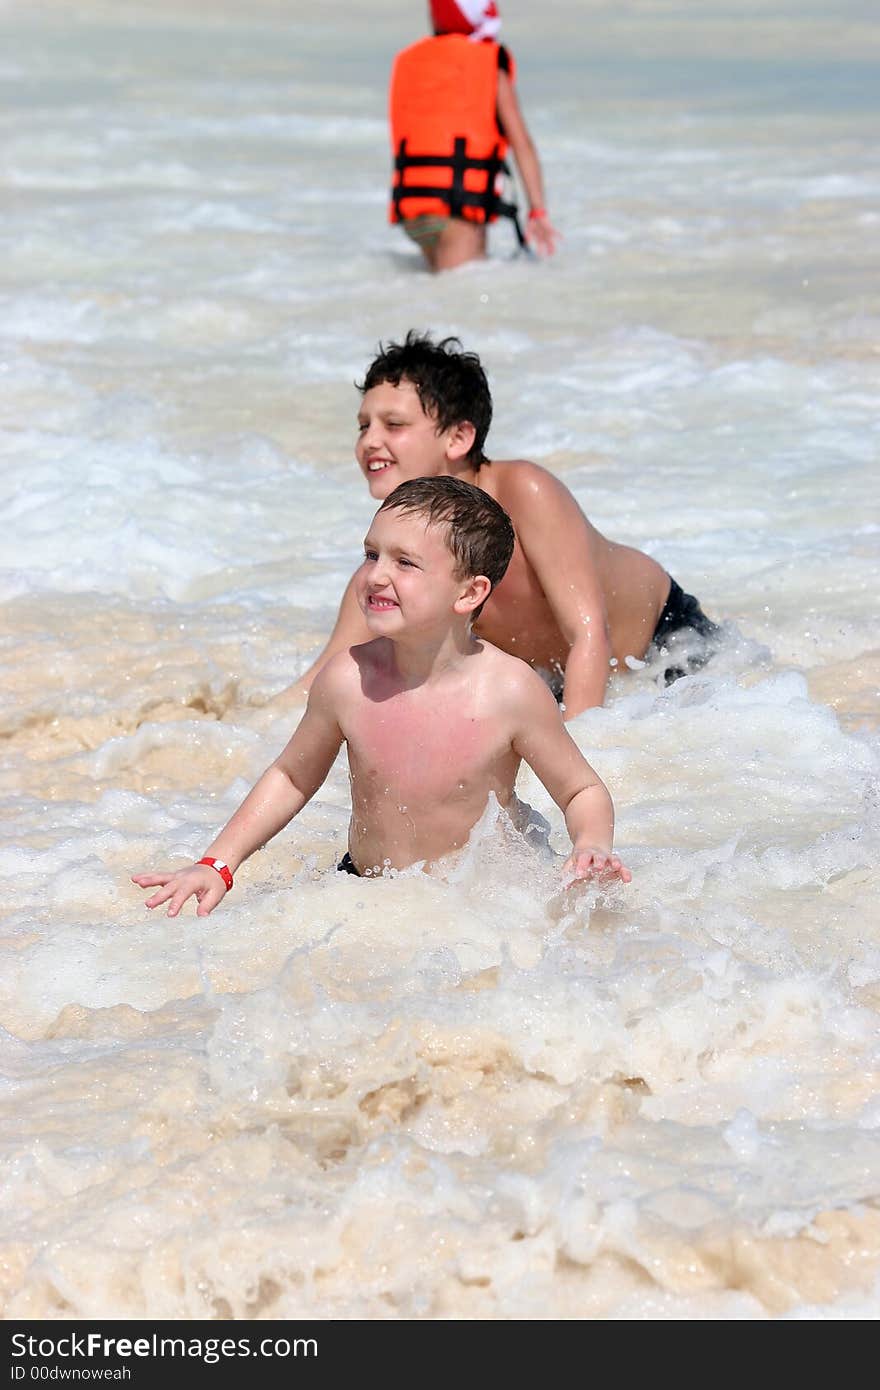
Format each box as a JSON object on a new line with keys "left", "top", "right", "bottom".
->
{"left": 389, "top": 0, "right": 560, "bottom": 270}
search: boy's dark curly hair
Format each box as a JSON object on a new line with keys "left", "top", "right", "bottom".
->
{"left": 358, "top": 330, "right": 493, "bottom": 466}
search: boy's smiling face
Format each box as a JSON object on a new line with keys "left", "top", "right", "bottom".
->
{"left": 356, "top": 507, "right": 486, "bottom": 636}
{"left": 356, "top": 379, "right": 475, "bottom": 499}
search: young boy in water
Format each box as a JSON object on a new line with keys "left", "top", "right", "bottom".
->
{"left": 133, "top": 478, "right": 630, "bottom": 917}
{"left": 280, "top": 331, "right": 719, "bottom": 720}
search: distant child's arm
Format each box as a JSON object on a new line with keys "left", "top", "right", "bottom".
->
{"left": 512, "top": 671, "right": 631, "bottom": 884}
{"left": 496, "top": 71, "right": 560, "bottom": 257}
{"left": 270, "top": 571, "right": 370, "bottom": 708}
{"left": 132, "top": 672, "right": 346, "bottom": 917}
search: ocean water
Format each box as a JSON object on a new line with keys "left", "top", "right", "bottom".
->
{"left": 1, "top": 0, "right": 879, "bottom": 1320}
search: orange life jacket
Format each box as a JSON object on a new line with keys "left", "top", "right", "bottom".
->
{"left": 389, "top": 34, "right": 523, "bottom": 238}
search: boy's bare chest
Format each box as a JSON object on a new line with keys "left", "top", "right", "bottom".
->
{"left": 344, "top": 696, "right": 510, "bottom": 802}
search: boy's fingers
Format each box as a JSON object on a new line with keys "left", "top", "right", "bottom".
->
{"left": 567, "top": 858, "right": 596, "bottom": 882}
{"left": 601, "top": 858, "right": 632, "bottom": 884}
{"left": 145, "top": 884, "right": 175, "bottom": 909}
{"left": 562, "top": 850, "right": 631, "bottom": 888}
{"left": 605, "top": 855, "right": 633, "bottom": 882}
{"left": 603, "top": 850, "right": 631, "bottom": 884}
{"left": 564, "top": 850, "right": 634, "bottom": 887}
{"left": 196, "top": 885, "right": 224, "bottom": 917}
{"left": 166, "top": 889, "right": 193, "bottom": 918}
{"left": 135, "top": 864, "right": 232, "bottom": 918}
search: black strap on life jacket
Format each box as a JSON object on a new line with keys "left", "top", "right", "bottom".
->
{"left": 393, "top": 136, "right": 527, "bottom": 249}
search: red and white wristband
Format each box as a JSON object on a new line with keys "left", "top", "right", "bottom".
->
{"left": 198, "top": 858, "right": 233, "bottom": 891}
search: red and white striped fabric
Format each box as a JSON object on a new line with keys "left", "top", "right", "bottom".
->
{"left": 429, "top": 0, "right": 502, "bottom": 42}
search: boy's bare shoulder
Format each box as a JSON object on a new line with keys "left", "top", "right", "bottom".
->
{"left": 311, "top": 639, "right": 386, "bottom": 697}
{"left": 487, "top": 457, "right": 578, "bottom": 509}
{"left": 477, "top": 640, "right": 559, "bottom": 709}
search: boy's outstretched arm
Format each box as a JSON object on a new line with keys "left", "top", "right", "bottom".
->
{"left": 511, "top": 668, "right": 631, "bottom": 884}
{"left": 132, "top": 668, "right": 346, "bottom": 917}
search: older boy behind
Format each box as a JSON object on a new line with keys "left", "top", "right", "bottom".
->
{"left": 133, "top": 479, "right": 629, "bottom": 916}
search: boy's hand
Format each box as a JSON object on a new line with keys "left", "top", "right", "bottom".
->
{"left": 562, "top": 847, "right": 632, "bottom": 885}
{"left": 526, "top": 211, "right": 561, "bottom": 257}
{"left": 131, "top": 865, "right": 228, "bottom": 918}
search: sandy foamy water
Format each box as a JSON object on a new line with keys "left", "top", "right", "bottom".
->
{"left": 1, "top": 0, "right": 879, "bottom": 1319}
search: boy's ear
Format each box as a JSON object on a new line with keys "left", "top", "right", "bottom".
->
{"left": 454, "top": 574, "right": 492, "bottom": 615}
{"left": 445, "top": 419, "right": 477, "bottom": 462}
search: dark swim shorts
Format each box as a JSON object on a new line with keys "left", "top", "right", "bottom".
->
{"left": 650, "top": 576, "right": 720, "bottom": 685}
{"left": 337, "top": 851, "right": 361, "bottom": 877}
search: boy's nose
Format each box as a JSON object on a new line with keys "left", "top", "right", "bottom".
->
{"left": 360, "top": 421, "right": 383, "bottom": 451}
{"left": 364, "top": 553, "right": 389, "bottom": 584}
